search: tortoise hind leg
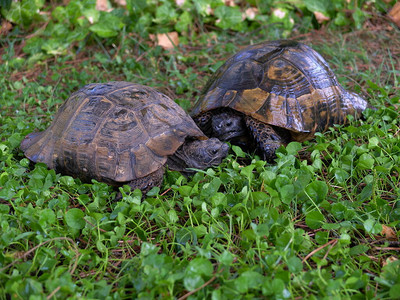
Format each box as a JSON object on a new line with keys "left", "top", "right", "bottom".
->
{"left": 244, "top": 116, "right": 289, "bottom": 162}
{"left": 128, "top": 167, "right": 165, "bottom": 194}
{"left": 116, "top": 167, "right": 164, "bottom": 200}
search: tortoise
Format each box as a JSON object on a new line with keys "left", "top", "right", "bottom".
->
{"left": 20, "top": 81, "right": 229, "bottom": 193}
{"left": 191, "top": 40, "right": 370, "bottom": 161}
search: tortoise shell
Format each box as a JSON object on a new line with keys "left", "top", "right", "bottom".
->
{"left": 191, "top": 40, "right": 368, "bottom": 142}
{"left": 21, "top": 81, "right": 206, "bottom": 185}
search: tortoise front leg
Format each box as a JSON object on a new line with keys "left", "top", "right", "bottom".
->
{"left": 244, "top": 116, "right": 289, "bottom": 162}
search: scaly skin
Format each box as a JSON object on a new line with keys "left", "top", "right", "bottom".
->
{"left": 199, "top": 108, "right": 289, "bottom": 161}
{"left": 244, "top": 116, "right": 289, "bottom": 161}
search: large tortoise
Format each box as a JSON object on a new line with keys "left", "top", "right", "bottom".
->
{"left": 20, "top": 81, "right": 228, "bottom": 193}
{"left": 191, "top": 40, "right": 370, "bottom": 161}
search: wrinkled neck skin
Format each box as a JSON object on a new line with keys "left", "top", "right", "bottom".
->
{"left": 166, "top": 149, "right": 192, "bottom": 175}
{"left": 167, "top": 140, "right": 208, "bottom": 176}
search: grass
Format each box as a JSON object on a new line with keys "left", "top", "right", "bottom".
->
{"left": 1, "top": 13, "right": 400, "bottom": 300}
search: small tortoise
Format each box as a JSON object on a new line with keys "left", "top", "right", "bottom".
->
{"left": 191, "top": 40, "right": 370, "bottom": 161}
{"left": 21, "top": 81, "right": 228, "bottom": 193}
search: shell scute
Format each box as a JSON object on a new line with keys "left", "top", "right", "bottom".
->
{"left": 192, "top": 40, "right": 369, "bottom": 140}
{"left": 21, "top": 82, "right": 206, "bottom": 184}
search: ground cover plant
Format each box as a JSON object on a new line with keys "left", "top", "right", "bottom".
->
{"left": 0, "top": 0, "right": 400, "bottom": 299}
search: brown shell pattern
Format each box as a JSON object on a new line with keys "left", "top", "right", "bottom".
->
{"left": 191, "top": 40, "right": 369, "bottom": 141}
{"left": 21, "top": 82, "right": 205, "bottom": 184}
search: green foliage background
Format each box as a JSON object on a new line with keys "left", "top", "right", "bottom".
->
{"left": 0, "top": 0, "right": 394, "bottom": 62}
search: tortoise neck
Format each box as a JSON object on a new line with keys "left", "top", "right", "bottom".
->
{"left": 166, "top": 146, "right": 192, "bottom": 175}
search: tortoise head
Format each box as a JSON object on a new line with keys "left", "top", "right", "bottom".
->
{"left": 177, "top": 137, "right": 229, "bottom": 170}
{"left": 211, "top": 111, "right": 246, "bottom": 141}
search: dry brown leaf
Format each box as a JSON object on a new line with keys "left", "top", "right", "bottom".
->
{"left": 381, "top": 224, "right": 398, "bottom": 241}
{"left": 115, "top": 0, "right": 127, "bottom": 6}
{"left": 272, "top": 8, "right": 286, "bottom": 19}
{"left": 96, "top": 0, "right": 110, "bottom": 12}
{"left": 314, "top": 11, "right": 330, "bottom": 24}
{"left": 244, "top": 8, "right": 258, "bottom": 20}
{"left": 0, "top": 20, "right": 13, "bottom": 36}
{"left": 150, "top": 32, "right": 179, "bottom": 50}
{"left": 388, "top": 2, "right": 400, "bottom": 28}
{"left": 382, "top": 256, "right": 398, "bottom": 267}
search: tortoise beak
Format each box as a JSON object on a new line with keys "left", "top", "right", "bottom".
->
{"left": 217, "top": 129, "right": 246, "bottom": 142}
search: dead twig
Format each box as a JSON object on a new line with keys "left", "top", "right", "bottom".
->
{"left": 374, "top": 247, "right": 400, "bottom": 251}
{"left": 0, "top": 237, "right": 80, "bottom": 273}
{"left": 178, "top": 269, "right": 223, "bottom": 300}
{"left": 302, "top": 239, "right": 338, "bottom": 263}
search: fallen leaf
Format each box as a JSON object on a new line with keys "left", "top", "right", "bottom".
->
{"left": 206, "top": 5, "right": 213, "bottom": 15}
{"left": 0, "top": 20, "right": 13, "bottom": 36}
{"left": 272, "top": 8, "right": 286, "bottom": 19}
{"left": 314, "top": 11, "right": 330, "bottom": 24}
{"left": 244, "top": 7, "right": 258, "bottom": 20}
{"left": 96, "top": 0, "right": 111, "bottom": 12}
{"left": 382, "top": 256, "right": 398, "bottom": 267}
{"left": 175, "top": 0, "right": 185, "bottom": 7}
{"left": 381, "top": 224, "right": 397, "bottom": 241}
{"left": 388, "top": 2, "right": 400, "bottom": 28}
{"left": 150, "top": 32, "right": 179, "bottom": 50}
{"left": 115, "top": 0, "right": 126, "bottom": 6}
